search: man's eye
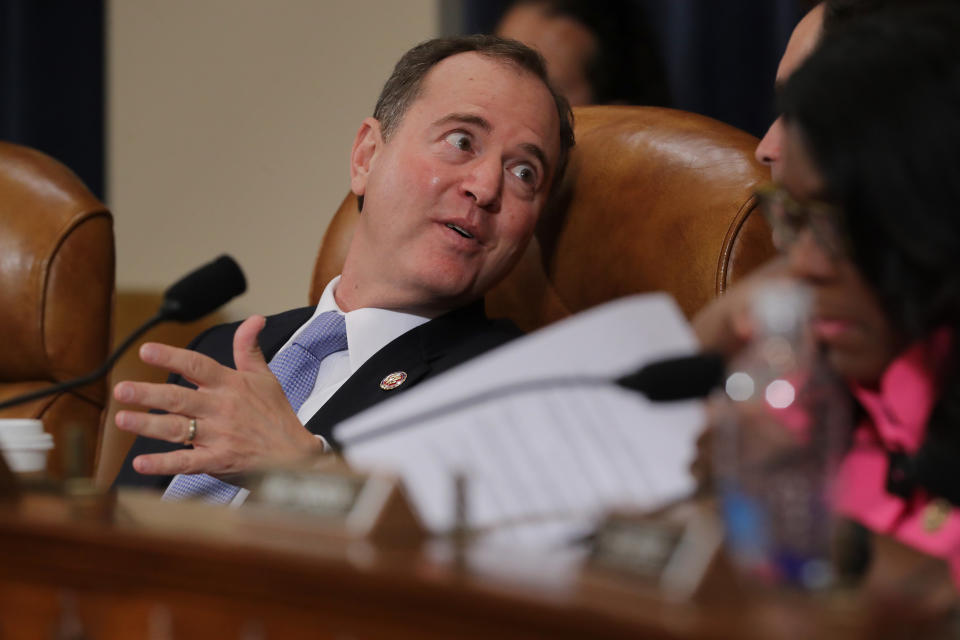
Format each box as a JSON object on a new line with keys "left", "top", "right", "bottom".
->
{"left": 510, "top": 163, "right": 537, "bottom": 184}
{"left": 444, "top": 132, "right": 472, "bottom": 151}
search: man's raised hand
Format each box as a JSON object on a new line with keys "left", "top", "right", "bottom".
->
{"left": 114, "top": 315, "right": 323, "bottom": 477}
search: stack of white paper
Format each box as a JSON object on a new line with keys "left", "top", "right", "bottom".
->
{"left": 336, "top": 294, "right": 705, "bottom": 549}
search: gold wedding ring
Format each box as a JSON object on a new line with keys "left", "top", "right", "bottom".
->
{"left": 184, "top": 417, "right": 198, "bottom": 445}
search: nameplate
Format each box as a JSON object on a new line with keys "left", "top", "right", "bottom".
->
{"left": 242, "top": 459, "right": 425, "bottom": 545}
{"left": 588, "top": 502, "right": 727, "bottom": 601}
{"left": 253, "top": 470, "right": 364, "bottom": 518}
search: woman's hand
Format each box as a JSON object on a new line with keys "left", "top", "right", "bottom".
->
{"left": 691, "top": 256, "right": 790, "bottom": 356}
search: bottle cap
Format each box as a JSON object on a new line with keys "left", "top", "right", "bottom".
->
{"left": 750, "top": 280, "right": 812, "bottom": 336}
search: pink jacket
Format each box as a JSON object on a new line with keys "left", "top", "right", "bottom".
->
{"left": 833, "top": 329, "right": 959, "bottom": 582}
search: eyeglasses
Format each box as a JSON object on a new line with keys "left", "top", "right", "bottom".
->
{"left": 755, "top": 184, "right": 849, "bottom": 259}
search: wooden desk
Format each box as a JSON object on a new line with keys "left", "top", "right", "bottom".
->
{"left": 0, "top": 491, "right": 953, "bottom": 639}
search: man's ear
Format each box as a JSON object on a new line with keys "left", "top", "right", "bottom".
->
{"left": 350, "top": 117, "right": 383, "bottom": 200}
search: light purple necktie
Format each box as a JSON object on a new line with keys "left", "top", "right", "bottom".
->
{"left": 164, "top": 311, "right": 348, "bottom": 503}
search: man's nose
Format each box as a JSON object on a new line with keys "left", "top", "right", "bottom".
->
{"left": 787, "top": 229, "right": 837, "bottom": 282}
{"left": 461, "top": 156, "right": 502, "bottom": 212}
{"left": 755, "top": 116, "right": 784, "bottom": 179}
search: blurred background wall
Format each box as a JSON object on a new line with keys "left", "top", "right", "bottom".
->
{"left": 109, "top": 0, "right": 438, "bottom": 319}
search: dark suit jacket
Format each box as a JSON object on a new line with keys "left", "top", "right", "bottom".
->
{"left": 113, "top": 300, "right": 521, "bottom": 490}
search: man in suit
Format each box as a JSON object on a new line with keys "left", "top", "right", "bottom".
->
{"left": 113, "top": 35, "right": 575, "bottom": 496}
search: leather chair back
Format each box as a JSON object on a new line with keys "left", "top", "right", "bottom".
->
{"left": 0, "top": 142, "right": 115, "bottom": 478}
{"left": 310, "top": 106, "right": 776, "bottom": 329}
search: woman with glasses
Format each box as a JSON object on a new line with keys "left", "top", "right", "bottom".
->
{"left": 695, "top": 4, "right": 960, "bottom": 581}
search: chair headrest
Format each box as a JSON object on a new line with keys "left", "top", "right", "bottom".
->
{"left": 0, "top": 142, "right": 114, "bottom": 383}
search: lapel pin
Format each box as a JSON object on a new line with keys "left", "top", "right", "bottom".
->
{"left": 380, "top": 371, "right": 408, "bottom": 391}
{"left": 923, "top": 499, "right": 951, "bottom": 533}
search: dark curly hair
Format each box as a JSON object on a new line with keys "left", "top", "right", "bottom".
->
{"left": 781, "top": 3, "right": 960, "bottom": 503}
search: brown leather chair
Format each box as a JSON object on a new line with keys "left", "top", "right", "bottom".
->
{"left": 0, "top": 142, "right": 115, "bottom": 479}
{"left": 311, "top": 106, "right": 776, "bottom": 329}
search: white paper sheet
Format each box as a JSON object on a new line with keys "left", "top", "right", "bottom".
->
{"left": 336, "top": 294, "right": 705, "bottom": 549}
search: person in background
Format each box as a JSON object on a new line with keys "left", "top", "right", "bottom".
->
{"left": 705, "top": 3, "right": 960, "bottom": 582}
{"left": 754, "top": 0, "right": 935, "bottom": 184}
{"left": 695, "top": 0, "right": 823, "bottom": 355}
{"left": 495, "top": 0, "right": 668, "bottom": 106}
{"left": 697, "top": 0, "right": 941, "bottom": 354}
{"left": 752, "top": 2, "right": 825, "bottom": 184}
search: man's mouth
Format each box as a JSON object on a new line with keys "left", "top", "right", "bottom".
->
{"left": 445, "top": 223, "right": 475, "bottom": 239}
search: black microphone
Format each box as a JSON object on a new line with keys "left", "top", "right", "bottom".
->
{"left": 0, "top": 255, "right": 247, "bottom": 411}
{"left": 615, "top": 353, "right": 727, "bottom": 401}
{"left": 159, "top": 255, "right": 246, "bottom": 322}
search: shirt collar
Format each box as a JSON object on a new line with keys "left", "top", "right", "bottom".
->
{"left": 315, "top": 275, "right": 431, "bottom": 373}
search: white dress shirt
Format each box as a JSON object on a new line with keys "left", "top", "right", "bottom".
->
{"left": 283, "top": 275, "right": 431, "bottom": 423}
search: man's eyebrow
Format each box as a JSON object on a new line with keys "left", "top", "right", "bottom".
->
{"left": 520, "top": 142, "right": 550, "bottom": 177}
{"left": 433, "top": 113, "right": 491, "bottom": 131}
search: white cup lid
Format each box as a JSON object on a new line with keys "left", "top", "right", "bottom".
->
{"left": 2, "top": 433, "right": 54, "bottom": 449}
{"left": 0, "top": 419, "right": 45, "bottom": 439}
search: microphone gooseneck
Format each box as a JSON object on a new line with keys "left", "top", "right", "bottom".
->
{"left": 0, "top": 255, "right": 247, "bottom": 411}
{"left": 159, "top": 255, "right": 247, "bottom": 322}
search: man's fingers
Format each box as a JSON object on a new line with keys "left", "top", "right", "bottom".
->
{"left": 114, "top": 380, "right": 207, "bottom": 417}
{"left": 233, "top": 315, "right": 269, "bottom": 373}
{"left": 139, "top": 342, "right": 226, "bottom": 387}
{"left": 133, "top": 448, "right": 217, "bottom": 476}
{"left": 115, "top": 410, "right": 195, "bottom": 444}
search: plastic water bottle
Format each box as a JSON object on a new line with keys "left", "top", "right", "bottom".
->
{"left": 713, "top": 281, "right": 851, "bottom": 590}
